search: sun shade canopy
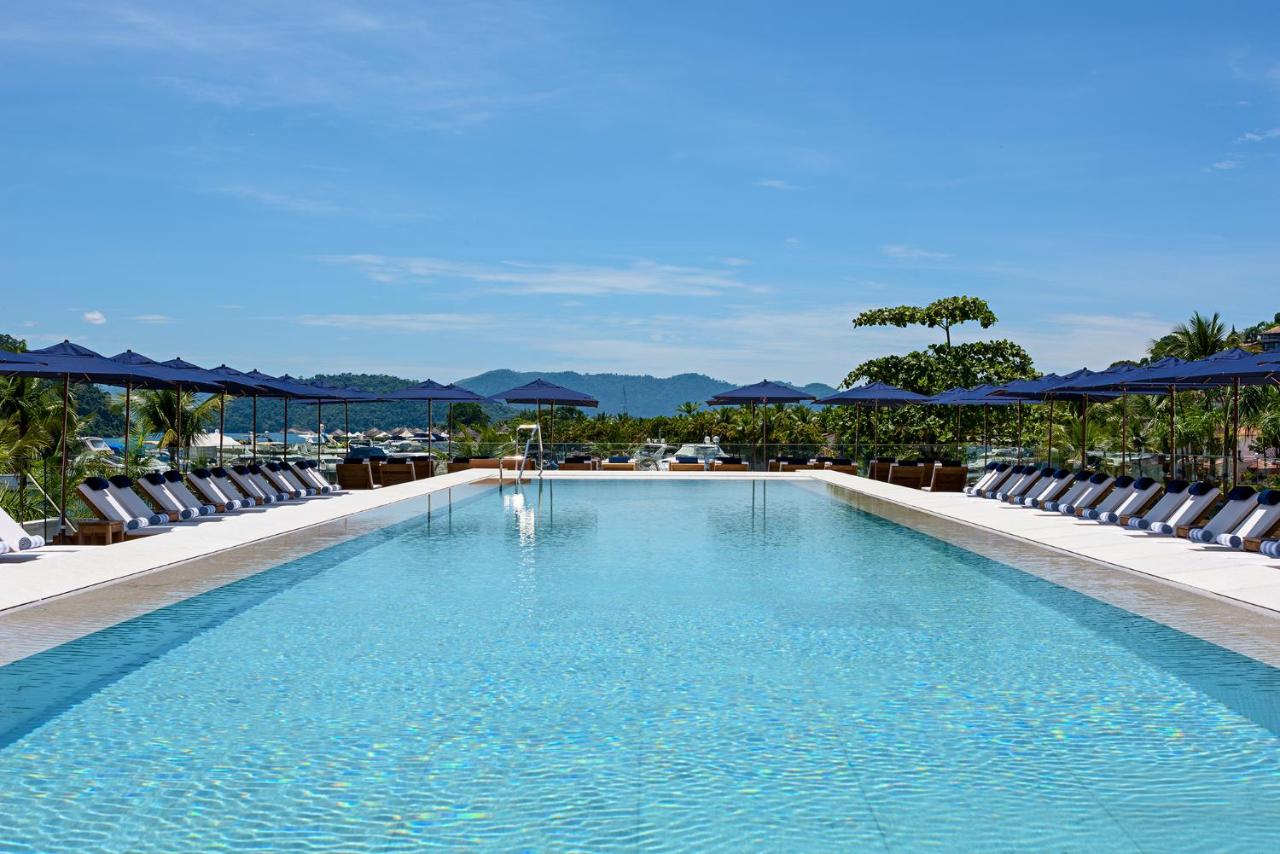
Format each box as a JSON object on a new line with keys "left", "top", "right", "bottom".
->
{"left": 816, "top": 381, "right": 929, "bottom": 406}
{"left": 491, "top": 378, "right": 599, "bottom": 407}
{"left": 380, "top": 379, "right": 488, "bottom": 403}
{"left": 707, "top": 379, "right": 815, "bottom": 406}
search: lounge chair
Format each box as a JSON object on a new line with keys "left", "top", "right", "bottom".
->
{"left": 1039, "top": 471, "right": 1093, "bottom": 512}
{"left": 925, "top": 462, "right": 968, "bottom": 492}
{"left": 0, "top": 507, "right": 44, "bottom": 552}
{"left": 447, "top": 457, "right": 472, "bottom": 473}
{"left": 601, "top": 455, "right": 634, "bottom": 471}
{"left": 559, "top": 455, "right": 596, "bottom": 471}
{"left": 109, "top": 474, "right": 184, "bottom": 522}
{"left": 189, "top": 468, "right": 249, "bottom": 511}
{"left": 1020, "top": 468, "right": 1073, "bottom": 507}
{"left": 986, "top": 464, "right": 1033, "bottom": 499}
{"left": 289, "top": 459, "right": 338, "bottom": 494}
{"left": 1125, "top": 480, "right": 1191, "bottom": 529}
{"left": 378, "top": 462, "right": 417, "bottom": 486}
{"left": 887, "top": 462, "right": 926, "bottom": 488}
{"left": 714, "top": 457, "right": 750, "bottom": 472}
{"left": 214, "top": 466, "right": 267, "bottom": 504}
{"left": 966, "top": 462, "right": 1002, "bottom": 495}
{"left": 997, "top": 465, "right": 1051, "bottom": 503}
{"left": 1095, "top": 477, "right": 1161, "bottom": 524}
{"left": 229, "top": 465, "right": 289, "bottom": 503}
{"left": 870, "top": 458, "right": 896, "bottom": 482}
{"left": 263, "top": 462, "right": 314, "bottom": 497}
{"left": 1082, "top": 475, "right": 1136, "bottom": 520}
{"left": 137, "top": 472, "right": 212, "bottom": 520}
{"left": 969, "top": 462, "right": 1014, "bottom": 496}
{"left": 77, "top": 476, "right": 162, "bottom": 530}
{"left": 1212, "top": 489, "right": 1280, "bottom": 550}
{"left": 336, "top": 462, "right": 377, "bottom": 490}
{"left": 1057, "top": 472, "right": 1115, "bottom": 516}
{"left": 1144, "top": 482, "right": 1220, "bottom": 535}
{"left": 1187, "top": 486, "right": 1259, "bottom": 544}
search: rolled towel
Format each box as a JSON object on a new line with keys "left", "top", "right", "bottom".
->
{"left": 27, "top": 534, "right": 45, "bottom": 549}
{"left": 1084, "top": 508, "right": 1102, "bottom": 520}
{"left": 1059, "top": 504, "right": 1076, "bottom": 515}
{"left": 147, "top": 512, "right": 165, "bottom": 526}
{"left": 178, "top": 507, "right": 198, "bottom": 521}
{"left": 1098, "top": 511, "right": 1120, "bottom": 524}
{"left": 1129, "top": 517, "right": 1150, "bottom": 530}
{"left": 1043, "top": 501, "right": 1060, "bottom": 512}
{"left": 201, "top": 504, "right": 217, "bottom": 516}
{"left": 1261, "top": 540, "right": 1280, "bottom": 558}
{"left": 0, "top": 541, "right": 8, "bottom": 555}
{"left": 1149, "top": 522, "right": 1175, "bottom": 535}
{"left": 1214, "top": 532, "right": 1243, "bottom": 549}
{"left": 125, "top": 517, "right": 145, "bottom": 531}
{"left": 226, "top": 499, "right": 243, "bottom": 511}
{"left": 1187, "top": 527, "right": 1212, "bottom": 543}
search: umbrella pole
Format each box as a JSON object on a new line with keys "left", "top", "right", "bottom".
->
{"left": 344, "top": 402, "right": 350, "bottom": 454}
{"left": 1122, "top": 397, "right": 1129, "bottom": 477}
{"left": 316, "top": 400, "right": 322, "bottom": 466}
{"left": 549, "top": 402, "right": 555, "bottom": 466}
{"left": 175, "top": 383, "right": 183, "bottom": 473}
{"left": 427, "top": 399, "right": 434, "bottom": 477}
{"left": 283, "top": 398, "right": 289, "bottom": 464}
{"left": 59, "top": 374, "right": 69, "bottom": 541}
{"left": 1017, "top": 401, "right": 1023, "bottom": 464}
{"left": 1047, "top": 398, "right": 1054, "bottom": 467}
{"left": 853, "top": 404, "right": 860, "bottom": 470}
{"left": 219, "top": 392, "right": 226, "bottom": 467}
{"left": 983, "top": 404, "right": 989, "bottom": 465}
{"left": 1080, "top": 395, "right": 1088, "bottom": 470}
{"left": 252, "top": 395, "right": 258, "bottom": 463}
{"left": 123, "top": 381, "right": 132, "bottom": 478}
{"left": 1232, "top": 378, "right": 1241, "bottom": 488}
{"left": 448, "top": 403, "right": 453, "bottom": 461}
{"left": 1168, "top": 385, "right": 1176, "bottom": 480}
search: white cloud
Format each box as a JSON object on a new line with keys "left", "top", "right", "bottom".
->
{"left": 987, "top": 313, "right": 1174, "bottom": 374}
{"left": 317, "top": 255, "right": 760, "bottom": 297}
{"left": 882, "top": 244, "right": 952, "bottom": 260}
{"left": 1239, "top": 128, "right": 1280, "bottom": 142}
{"left": 82, "top": 310, "right": 106, "bottom": 325}
{"left": 783, "top": 236, "right": 801, "bottom": 247}
{"left": 756, "top": 178, "right": 799, "bottom": 191}
{"left": 718, "top": 257, "right": 751, "bottom": 267}
{"left": 20, "top": 320, "right": 37, "bottom": 328}
{"left": 295, "top": 313, "right": 498, "bottom": 333}
{"left": 216, "top": 185, "right": 340, "bottom": 214}
{"left": 131, "top": 314, "right": 172, "bottom": 324}
{"left": 1211, "top": 159, "right": 1238, "bottom": 170}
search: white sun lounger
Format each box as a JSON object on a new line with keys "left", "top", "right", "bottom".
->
{"left": 1057, "top": 473, "right": 1115, "bottom": 516}
{"left": 1041, "top": 471, "right": 1094, "bottom": 512}
{"left": 976, "top": 463, "right": 1021, "bottom": 497}
{"left": 1215, "top": 489, "right": 1280, "bottom": 550}
{"left": 215, "top": 467, "right": 267, "bottom": 504}
{"left": 1146, "top": 482, "right": 1220, "bottom": 535}
{"left": 0, "top": 507, "right": 44, "bottom": 552}
{"left": 230, "top": 465, "right": 289, "bottom": 503}
{"left": 997, "top": 465, "right": 1049, "bottom": 502}
{"left": 289, "top": 460, "right": 338, "bottom": 494}
{"left": 966, "top": 462, "right": 1005, "bottom": 496}
{"left": 1093, "top": 476, "right": 1160, "bottom": 523}
{"left": 1187, "top": 486, "right": 1260, "bottom": 545}
{"left": 108, "top": 475, "right": 176, "bottom": 523}
{"left": 137, "top": 472, "right": 203, "bottom": 520}
{"left": 1018, "top": 468, "right": 1072, "bottom": 507}
{"left": 162, "top": 470, "right": 219, "bottom": 517}
{"left": 1082, "top": 475, "right": 1135, "bottom": 520}
{"left": 78, "top": 477, "right": 161, "bottom": 530}
{"left": 262, "top": 463, "right": 312, "bottom": 497}
{"left": 188, "top": 468, "right": 249, "bottom": 511}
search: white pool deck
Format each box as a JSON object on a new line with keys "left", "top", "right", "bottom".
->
{"left": 2, "top": 468, "right": 1279, "bottom": 645}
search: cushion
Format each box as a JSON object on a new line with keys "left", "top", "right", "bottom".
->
{"left": 1133, "top": 477, "right": 1156, "bottom": 490}
{"left": 1089, "top": 473, "right": 1109, "bottom": 484}
{"left": 83, "top": 476, "right": 111, "bottom": 491}
{"left": 1164, "top": 479, "right": 1189, "bottom": 493}
{"left": 1187, "top": 482, "right": 1212, "bottom": 496}
{"left": 1112, "top": 476, "right": 1135, "bottom": 489}
{"left": 192, "top": 468, "right": 213, "bottom": 479}
{"left": 109, "top": 475, "right": 134, "bottom": 488}
{"left": 1214, "top": 532, "right": 1243, "bottom": 549}
{"left": 1258, "top": 490, "right": 1280, "bottom": 507}
{"left": 233, "top": 465, "right": 251, "bottom": 474}
{"left": 142, "top": 472, "right": 167, "bottom": 486}
{"left": 163, "top": 470, "right": 183, "bottom": 483}
{"left": 1225, "top": 486, "right": 1256, "bottom": 502}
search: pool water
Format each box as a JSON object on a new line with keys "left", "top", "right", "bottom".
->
{"left": 2, "top": 480, "right": 1279, "bottom": 851}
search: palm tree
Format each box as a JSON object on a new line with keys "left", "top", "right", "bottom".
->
{"left": 676, "top": 401, "right": 701, "bottom": 418}
{"left": 134, "top": 389, "right": 221, "bottom": 469}
{"left": 0, "top": 376, "right": 69, "bottom": 522}
{"left": 1150, "top": 311, "right": 1237, "bottom": 361}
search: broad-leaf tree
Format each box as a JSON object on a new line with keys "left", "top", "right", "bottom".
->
{"left": 851, "top": 295, "right": 998, "bottom": 348}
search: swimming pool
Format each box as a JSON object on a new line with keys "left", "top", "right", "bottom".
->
{"left": 2, "top": 479, "right": 1279, "bottom": 851}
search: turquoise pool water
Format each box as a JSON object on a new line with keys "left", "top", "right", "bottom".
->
{"left": 2, "top": 480, "right": 1279, "bottom": 851}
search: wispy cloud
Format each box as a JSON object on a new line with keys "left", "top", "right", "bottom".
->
{"left": 1239, "top": 128, "right": 1280, "bottom": 142}
{"left": 131, "top": 314, "right": 172, "bottom": 324}
{"left": 717, "top": 257, "right": 751, "bottom": 267}
{"left": 215, "top": 185, "right": 340, "bottom": 214}
{"left": 295, "top": 313, "right": 497, "bottom": 333}
{"left": 1210, "top": 159, "right": 1238, "bottom": 170}
{"left": 756, "top": 178, "right": 799, "bottom": 191}
{"left": 882, "top": 244, "right": 951, "bottom": 259}
{"left": 317, "top": 255, "right": 761, "bottom": 297}
{"left": 82, "top": 310, "right": 106, "bottom": 325}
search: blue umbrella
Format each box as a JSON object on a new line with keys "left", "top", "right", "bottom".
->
{"left": 816, "top": 382, "right": 926, "bottom": 464}
{"left": 382, "top": 380, "right": 488, "bottom": 463}
{"left": 491, "top": 378, "right": 599, "bottom": 462}
{"left": 707, "top": 380, "right": 816, "bottom": 468}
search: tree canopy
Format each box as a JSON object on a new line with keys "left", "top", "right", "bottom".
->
{"left": 851, "top": 295, "right": 998, "bottom": 347}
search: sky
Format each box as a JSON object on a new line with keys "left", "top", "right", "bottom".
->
{"left": 1, "top": 1, "right": 1277, "bottom": 386}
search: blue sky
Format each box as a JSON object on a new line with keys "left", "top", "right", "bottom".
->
{"left": 1, "top": 1, "right": 1277, "bottom": 385}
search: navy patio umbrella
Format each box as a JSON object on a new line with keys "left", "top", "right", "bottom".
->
{"left": 816, "top": 382, "right": 928, "bottom": 463}
{"left": 490, "top": 378, "right": 600, "bottom": 463}
{"left": 993, "top": 369, "right": 1122, "bottom": 468}
{"left": 382, "top": 379, "right": 488, "bottom": 465}
{"left": 924, "top": 383, "right": 1023, "bottom": 464}
{"left": 708, "top": 380, "right": 816, "bottom": 468}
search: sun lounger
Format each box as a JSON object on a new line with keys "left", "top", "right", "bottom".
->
{"left": 140, "top": 472, "right": 216, "bottom": 519}
{"left": 1187, "top": 486, "right": 1259, "bottom": 544}
{"left": 558, "top": 455, "right": 596, "bottom": 471}
{"left": 1145, "top": 481, "right": 1220, "bottom": 535}
{"left": 107, "top": 474, "right": 183, "bottom": 523}
{"left": 870, "top": 458, "right": 896, "bottom": 482}
{"left": 714, "top": 457, "right": 750, "bottom": 472}
{"left": 1096, "top": 477, "right": 1161, "bottom": 524}
{"left": 77, "top": 477, "right": 162, "bottom": 530}
{"left": 0, "top": 507, "right": 44, "bottom": 552}
{"left": 997, "top": 465, "right": 1051, "bottom": 502}
{"left": 887, "top": 463, "right": 926, "bottom": 488}
{"left": 1126, "top": 480, "right": 1190, "bottom": 529}
{"left": 1082, "top": 475, "right": 1136, "bottom": 520}
{"left": 1040, "top": 471, "right": 1094, "bottom": 512}
{"left": 1058, "top": 473, "right": 1115, "bottom": 516}
{"left": 1020, "top": 468, "right": 1073, "bottom": 507}
{"left": 925, "top": 462, "right": 968, "bottom": 492}
{"left": 378, "top": 462, "right": 417, "bottom": 486}
{"left": 988, "top": 464, "right": 1034, "bottom": 499}
{"left": 289, "top": 459, "right": 338, "bottom": 494}
{"left": 336, "top": 462, "right": 377, "bottom": 490}
{"left": 1213, "top": 489, "right": 1280, "bottom": 550}
{"left": 601, "top": 455, "right": 634, "bottom": 471}
{"left": 263, "top": 462, "right": 314, "bottom": 497}
{"left": 969, "top": 462, "right": 1014, "bottom": 496}
{"left": 230, "top": 465, "right": 290, "bottom": 502}
{"left": 215, "top": 466, "right": 268, "bottom": 504}
{"left": 966, "top": 462, "right": 1003, "bottom": 495}
{"left": 189, "top": 468, "right": 249, "bottom": 511}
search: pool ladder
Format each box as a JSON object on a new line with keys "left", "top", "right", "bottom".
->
{"left": 509, "top": 422, "right": 543, "bottom": 484}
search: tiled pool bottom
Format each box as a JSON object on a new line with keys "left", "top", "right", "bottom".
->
{"left": 2, "top": 480, "right": 1279, "bottom": 851}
